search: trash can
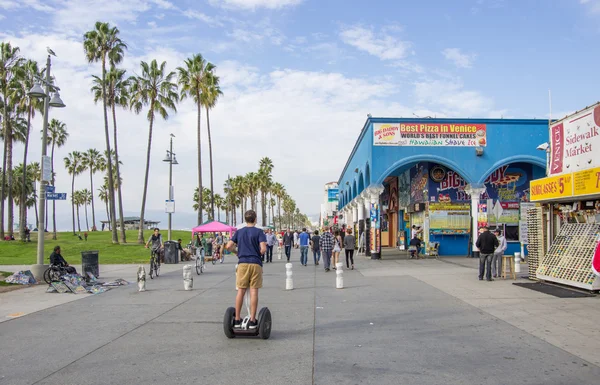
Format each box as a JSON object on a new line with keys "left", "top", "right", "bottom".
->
{"left": 163, "top": 241, "right": 179, "bottom": 264}
{"left": 81, "top": 250, "right": 99, "bottom": 278}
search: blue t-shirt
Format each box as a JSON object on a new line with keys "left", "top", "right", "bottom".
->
{"left": 231, "top": 226, "right": 267, "bottom": 266}
{"left": 299, "top": 232, "right": 310, "bottom": 246}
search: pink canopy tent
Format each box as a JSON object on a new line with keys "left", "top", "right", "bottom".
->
{"left": 191, "top": 221, "right": 236, "bottom": 234}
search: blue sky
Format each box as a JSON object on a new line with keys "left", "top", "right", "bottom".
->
{"left": 1, "top": 0, "right": 599, "bottom": 230}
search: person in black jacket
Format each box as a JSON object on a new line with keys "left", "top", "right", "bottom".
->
{"left": 283, "top": 229, "right": 294, "bottom": 262}
{"left": 476, "top": 226, "right": 499, "bottom": 281}
{"left": 49, "top": 246, "right": 77, "bottom": 274}
{"left": 408, "top": 236, "right": 422, "bottom": 259}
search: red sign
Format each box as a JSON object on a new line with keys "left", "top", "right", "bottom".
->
{"left": 550, "top": 123, "right": 564, "bottom": 175}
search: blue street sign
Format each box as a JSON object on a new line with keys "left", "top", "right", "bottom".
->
{"left": 46, "top": 185, "right": 55, "bottom": 193}
{"left": 46, "top": 193, "right": 67, "bottom": 200}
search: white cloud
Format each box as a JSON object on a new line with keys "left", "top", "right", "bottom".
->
{"left": 442, "top": 48, "right": 476, "bottom": 69}
{"left": 0, "top": 0, "right": 52, "bottom": 11}
{"left": 580, "top": 0, "right": 600, "bottom": 13}
{"left": 0, "top": 13, "right": 5, "bottom": 19}
{"left": 150, "top": 0, "right": 176, "bottom": 9}
{"left": 209, "top": 0, "right": 303, "bottom": 10}
{"left": 182, "top": 9, "right": 223, "bottom": 26}
{"left": 414, "top": 79, "right": 497, "bottom": 117}
{"left": 339, "top": 25, "right": 412, "bottom": 61}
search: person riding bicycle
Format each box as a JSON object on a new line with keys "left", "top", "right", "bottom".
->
{"left": 226, "top": 210, "right": 267, "bottom": 330}
{"left": 145, "top": 228, "right": 164, "bottom": 262}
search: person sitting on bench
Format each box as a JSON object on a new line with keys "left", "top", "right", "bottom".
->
{"left": 49, "top": 246, "right": 77, "bottom": 274}
{"left": 408, "top": 236, "right": 422, "bottom": 259}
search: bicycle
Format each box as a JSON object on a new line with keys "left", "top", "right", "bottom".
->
{"left": 212, "top": 245, "right": 224, "bottom": 265}
{"left": 195, "top": 247, "right": 205, "bottom": 275}
{"left": 149, "top": 247, "right": 161, "bottom": 279}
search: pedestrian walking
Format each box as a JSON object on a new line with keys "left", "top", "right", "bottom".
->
{"left": 266, "top": 229, "right": 276, "bottom": 263}
{"left": 492, "top": 229, "right": 507, "bottom": 277}
{"left": 293, "top": 230, "right": 299, "bottom": 249}
{"left": 332, "top": 230, "right": 343, "bottom": 269}
{"left": 283, "top": 229, "right": 294, "bottom": 262}
{"left": 319, "top": 227, "right": 335, "bottom": 272}
{"left": 298, "top": 228, "right": 311, "bottom": 266}
{"left": 344, "top": 228, "right": 356, "bottom": 270}
{"left": 311, "top": 230, "right": 321, "bottom": 265}
{"left": 476, "top": 225, "right": 499, "bottom": 281}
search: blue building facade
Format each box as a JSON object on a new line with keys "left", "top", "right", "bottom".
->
{"left": 337, "top": 117, "right": 548, "bottom": 257}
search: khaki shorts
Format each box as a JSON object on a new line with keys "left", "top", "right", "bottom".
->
{"left": 236, "top": 263, "right": 263, "bottom": 289}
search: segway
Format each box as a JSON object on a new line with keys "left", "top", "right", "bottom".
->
{"left": 223, "top": 290, "right": 272, "bottom": 339}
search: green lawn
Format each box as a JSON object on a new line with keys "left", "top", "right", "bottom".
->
{"left": 0, "top": 230, "right": 197, "bottom": 265}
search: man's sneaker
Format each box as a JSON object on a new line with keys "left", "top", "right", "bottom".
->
{"left": 248, "top": 320, "right": 258, "bottom": 329}
{"left": 234, "top": 319, "right": 242, "bottom": 328}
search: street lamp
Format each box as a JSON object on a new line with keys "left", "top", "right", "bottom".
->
{"left": 28, "top": 53, "right": 65, "bottom": 280}
{"left": 163, "top": 133, "right": 178, "bottom": 241}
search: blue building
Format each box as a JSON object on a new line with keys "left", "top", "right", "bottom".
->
{"left": 337, "top": 117, "right": 548, "bottom": 257}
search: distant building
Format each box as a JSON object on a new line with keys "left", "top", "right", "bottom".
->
{"left": 320, "top": 182, "right": 339, "bottom": 228}
{"left": 100, "top": 217, "right": 160, "bottom": 230}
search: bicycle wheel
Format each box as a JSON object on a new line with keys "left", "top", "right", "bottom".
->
{"left": 149, "top": 258, "right": 155, "bottom": 279}
{"left": 43, "top": 268, "right": 52, "bottom": 284}
{"left": 155, "top": 261, "right": 160, "bottom": 277}
{"left": 196, "top": 257, "right": 202, "bottom": 275}
{"left": 212, "top": 254, "right": 216, "bottom": 265}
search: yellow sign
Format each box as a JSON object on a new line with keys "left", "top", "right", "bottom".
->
{"left": 573, "top": 167, "right": 600, "bottom": 197}
{"left": 530, "top": 174, "right": 573, "bottom": 201}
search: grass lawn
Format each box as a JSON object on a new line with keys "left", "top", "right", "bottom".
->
{"left": 0, "top": 229, "right": 197, "bottom": 265}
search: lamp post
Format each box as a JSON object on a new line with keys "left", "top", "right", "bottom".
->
{"left": 163, "top": 134, "right": 178, "bottom": 241}
{"left": 28, "top": 53, "right": 66, "bottom": 279}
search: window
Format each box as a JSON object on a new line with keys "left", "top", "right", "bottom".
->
{"left": 505, "top": 225, "right": 519, "bottom": 242}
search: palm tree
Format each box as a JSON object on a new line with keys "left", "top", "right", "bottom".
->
{"left": 8, "top": 59, "right": 43, "bottom": 240}
{"left": 83, "top": 21, "right": 127, "bottom": 244}
{"left": 0, "top": 42, "right": 24, "bottom": 239}
{"left": 11, "top": 163, "right": 36, "bottom": 227}
{"left": 98, "top": 184, "right": 109, "bottom": 229}
{"left": 213, "top": 193, "right": 223, "bottom": 221}
{"left": 92, "top": 66, "right": 129, "bottom": 242}
{"left": 272, "top": 182, "right": 285, "bottom": 231}
{"left": 64, "top": 151, "right": 84, "bottom": 235}
{"left": 81, "top": 148, "right": 104, "bottom": 231}
{"left": 177, "top": 54, "right": 213, "bottom": 225}
{"left": 47, "top": 119, "right": 68, "bottom": 239}
{"left": 80, "top": 188, "right": 92, "bottom": 231}
{"left": 129, "top": 59, "right": 178, "bottom": 244}
{"left": 27, "top": 161, "right": 41, "bottom": 226}
{"left": 72, "top": 190, "right": 83, "bottom": 233}
{"left": 258, "top": 157, "right": 274, "bottom": 226}
{"left": 200, "top": 68, "right": 222, "bottom": 219}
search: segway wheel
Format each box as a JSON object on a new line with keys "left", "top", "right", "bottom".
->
{"left": 258, "top": 307, "right": 272, "bottom": 340}
{"left": 223, "top": 307, "right": 236, "bottom": 339}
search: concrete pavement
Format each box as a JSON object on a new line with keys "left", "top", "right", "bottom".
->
{"left": 0, "top": 249, "right": 599, "bottom": 385}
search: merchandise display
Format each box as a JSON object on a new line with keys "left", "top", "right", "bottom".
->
{"left": 526, "top": 207, "right": 545, "bottom": 280}
{"left": 536, "top": 223, "right": 600, "bottom": 290}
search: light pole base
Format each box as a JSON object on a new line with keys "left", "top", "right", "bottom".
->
{"left": 30, "top": 264, "right": 49, "bottom": 281}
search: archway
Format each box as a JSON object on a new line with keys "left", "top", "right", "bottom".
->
{"left": 376, "top": 154, "right": 473, "bottom": 185}
{"left": 352, "top": 180, "right": 357, "bottom": 199}
{"left": 365, "top": 163, "right": 371, "bottom": 187}
{"left": 358, "top": 172, "right": 365, "bottom": 194}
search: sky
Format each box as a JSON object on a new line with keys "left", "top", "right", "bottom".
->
{"left": 1, "top": 0, "right": 599, "bottom": 231}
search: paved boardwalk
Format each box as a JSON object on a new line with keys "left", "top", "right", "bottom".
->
{"left": 1, "top": 250, "right": 599, "bottom": 385}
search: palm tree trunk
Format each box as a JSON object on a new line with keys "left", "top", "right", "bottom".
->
{"left": 278, "top": 197, "right": 281, "bottom": 231}
{"left": 105, "top": 200, "right": 109, "bottom": 230}
{"left": 7, "top": 120, "right": 14, "bottom": 237}
{"left": 101, "top": 57, "right": 118, "bottom": 244}
{"left": 76, "top": 204, "right": 81, "bottom": 233}
{"left": 20, "top": 106, "right": 32, "bottom": 241}
{"left": 138, "top": 104, "right": 155, "bottom": 244}
{"left": 71, "top": 174, "right": 76, "bottom": 235}
{"left": 206, "top": 106, "right": 215, "bottom": 221}
{"left": 196, "top": 100, "right": 203, "bottom": 225}
{"left": 51, "top": 142, "right": 57, "bottom": 240}
{"left": 112, "top": 102, "right": 126, "bottom": 242}
{"left": 89, "top": 168, "right": 95, "bottom": 229}
{"left": 0, "top": 100, "right": 8, "bottom": 239}
{"left": 85, "top": 202, "right": 89, "bottom": 231}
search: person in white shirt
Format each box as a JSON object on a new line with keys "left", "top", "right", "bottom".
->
{"left": 411, "top": 225, "right": 422, "bottom": 239}
{"left": 492, "top": 229, "right": 507, "bottom": 277}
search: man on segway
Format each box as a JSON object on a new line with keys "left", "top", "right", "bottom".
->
{"left": 226, "top": 210, "right": 267, "bottom": 330}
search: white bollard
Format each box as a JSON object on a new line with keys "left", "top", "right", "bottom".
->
{"left": 137, "top": 265, "right": 146, "bottom": 292}
{"left": 183, "top": 265, "right": 193, "bottom": 290}
{"left": 336, "top": 262, "right": 344, "bottom": 289}
{"left": 277, "top": 246, "right": 282, "bottom": 260}
{"left": 285, "top": 263, "right": 293, "bottom": 290}
{"left": 514, "top": 252, "right": 521, "bottom": 273}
